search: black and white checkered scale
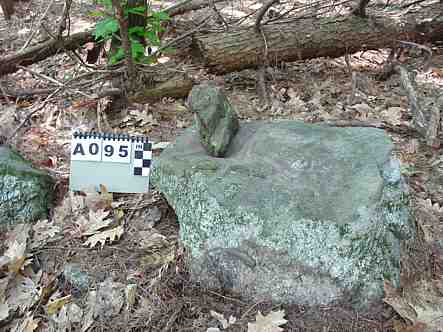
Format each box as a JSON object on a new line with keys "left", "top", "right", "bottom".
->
{"left": 133, "top": 141, "right": 152, "bottom": 177}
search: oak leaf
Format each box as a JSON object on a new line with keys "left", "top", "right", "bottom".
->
{"left": 83, "top": 225, "right": 124, "bottom": 248}
{"left": 247, "top": 310, "right": 287, "bottom": 332}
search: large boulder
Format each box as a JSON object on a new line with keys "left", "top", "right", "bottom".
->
{"left": 151, "top": 121, "right": 414, "bottom": 309}
{"left": 0, "top": 146, "right": 54, "bottom": 224}
{"left": 188, "top": 82, "right": 239, "bottom": 157}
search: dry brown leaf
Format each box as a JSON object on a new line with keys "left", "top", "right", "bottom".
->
{"left": 140, "top": 247, "right": 175, "bottom": 267}
{"left": 0, "top": 302, "right": 9, "bottom": 322}
{"left": 83, "top": 225, "right": 124, "bottom": 248}
{"left": 81, "top": 291, "right": 97, "bottom": 332}
{"left": 138, "top": 231, "right": 168, "bottom": 249}
{"left": 52, "top": 302, "right": 83, "bottom": 332}
{"left": 2, "top": 240, "right": 27, "bottom": 273}
{"left": 81, "top": 209, "right": 113, "bottom": 236}
{"left": 125, "top": 284, "right": 137, "bottom": 310}
{"left": 1, "top": 224, "right": 30, "bottom": 273}
{"left": 384, "top": 279, "right": 443, "bottom": 332}
{"left": 247, "top": 310, "right": 287, "bottom": 332}
{"left": 84, "top": 188, "right": 113, "bottom": 211}
{"left": 10, "top": 314, "right": 39, "bottom": 332}
{"left": 6, "top": 275, "right": 41, "bottom": 314}
{"left": 30, "top": 220, "right": 61, "bottom": 249}
{"left": 415, "top": 198, "right": 443, "bottom": 244}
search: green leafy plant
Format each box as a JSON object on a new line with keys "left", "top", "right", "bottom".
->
{"left": 91, "top": 0, "right": 170, "bottom": 64}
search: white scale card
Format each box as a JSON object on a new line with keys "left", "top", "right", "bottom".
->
{"left": 70, "top": 132, "right": 152, "bottom": 193}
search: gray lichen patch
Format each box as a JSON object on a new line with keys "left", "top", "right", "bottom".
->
{"left": 151, "top": 120, "right": 414, "bottom": 309}
{"left": 0, "top": 147, "right": 54, "bottom": 224}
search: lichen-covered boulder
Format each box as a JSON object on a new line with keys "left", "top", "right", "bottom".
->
{"left": 151, "top": 121, "right": 414, "bottom": 309}
{"left": 188, "top": 82, "right": 239, "bottom": 157}
{"left": 0, "top": 146, "right": 54, "bottom": 224}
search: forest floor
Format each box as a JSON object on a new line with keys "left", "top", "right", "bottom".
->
{"left": 1, "top": 0, "right": 443, "bottom": 331}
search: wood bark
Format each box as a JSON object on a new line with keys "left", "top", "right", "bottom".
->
{"left": 0, "top": 31, "right": 95, "bottom": 76}
{"left": 129, "top": 74, "right": 193, "bottom": 103}
{"left": 192, "top": 3, "right": 443, "bottom": 74}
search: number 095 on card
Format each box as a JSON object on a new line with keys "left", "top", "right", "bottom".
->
{"left": 69, "top": 132, "right": 152, "bottom": 193}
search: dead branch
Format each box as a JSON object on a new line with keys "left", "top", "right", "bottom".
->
{"left": 0, "top": 30, "right": 95, "bottom": 77}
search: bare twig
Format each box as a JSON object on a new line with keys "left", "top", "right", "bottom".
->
{"left": 156, "top": 14, "right": 212, "bottom": 54}
{"left": 397, "top": 40, "right": 433, "bottom": 71}
{"left": 254, "top": 1, "right": 277, "bottom": 106}
{"left": 255, "top": 0, "right": 280, "bottom": 32}
{"left": 210, "top": 0, "right": 229, "bottom": 31}
{"left": 17, "top": 65, "right": 94, "bottom": 99}
{"left": 20, "top": 0, "right": 56, "bottom": 51}
{"left": 401, "top": 0, "right": 429, "bottom": 8}
{"left": 57, "top": 0, "right": 72, "bottom": 38}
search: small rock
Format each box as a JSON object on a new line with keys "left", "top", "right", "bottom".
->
{"left": 188, "top": 82, "right": 239, "bottom": 157}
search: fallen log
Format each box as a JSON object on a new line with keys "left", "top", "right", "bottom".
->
{"left": 0, "top": 31, "right": 95, "bottom": 76}
{"left": 129, "top": 74, "right": 194, "bottom": 103}
{"left": 192, "top": 3, "right": 443, "bottom": 74}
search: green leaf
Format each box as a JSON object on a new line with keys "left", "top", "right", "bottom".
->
{"left": 110, "top": 48, "right": 125, "bottom": 64}
{"left": 146, "top": 30, "right": 160, "bottom": 45}
{"left": 128, "top": 26, "right": 146, "bottom": 38}
{"left": 131, "top": 40, "right": 145, "bottom": 62}
{"left": 152, "top": 11, "right": 170, "bottom": 21}
{"left": 94, "top": 17, "right": 119, "bottom": 41}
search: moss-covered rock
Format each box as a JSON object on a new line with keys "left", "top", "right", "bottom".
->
{"left": 188, "top": 82, "right": 239, "bottom": 157}
{"left": 0, "top": 146, "right": 54, "bottom": 224}
{"left": 151, "top": 121, "right": 414, "bottom": 309}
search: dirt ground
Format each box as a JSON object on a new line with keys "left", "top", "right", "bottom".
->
{"left": 1, "top": 0, "right": 443, "bottom": 331}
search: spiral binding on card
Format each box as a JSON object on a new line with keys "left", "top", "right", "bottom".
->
{"left": 72, "top": 132, "right": 149, "bottom": 143}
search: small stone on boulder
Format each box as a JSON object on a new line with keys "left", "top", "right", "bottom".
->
{"left": 188, "top": 82, "right": 239, "bottom": 157}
